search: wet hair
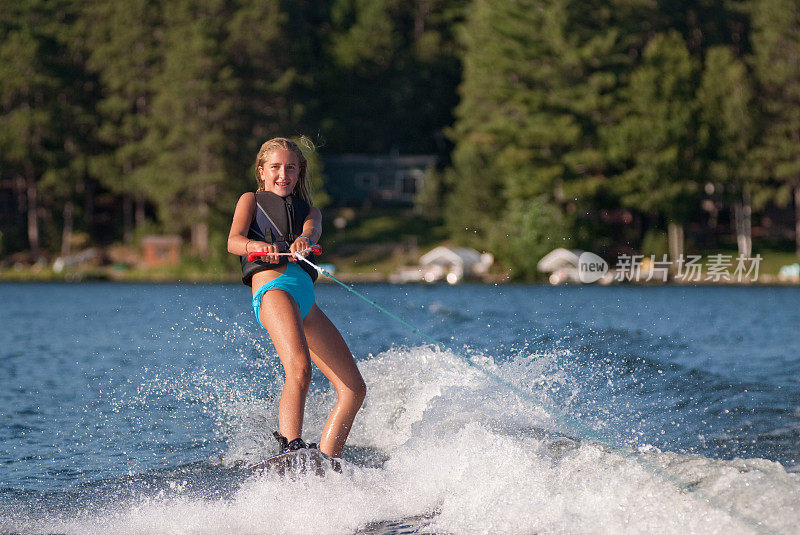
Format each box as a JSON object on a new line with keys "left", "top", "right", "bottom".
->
{"left": 254, "top": 137, "right": 313, "bottom": 205}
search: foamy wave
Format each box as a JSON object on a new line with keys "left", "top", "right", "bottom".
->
{"left": 12, "top": 345, "right": 800, "bottom": 534}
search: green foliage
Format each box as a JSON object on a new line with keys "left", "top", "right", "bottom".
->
{"left": 490, "top": 196, "right": 570, "bottom": 280}
{"left": 446, "top": 0, "right": 651, "bottom": 274}
{"left": 321, "top": 0, "right": 463, "bottom": 153}
{"left": 330, "top": 0, "right": 400, "bottom": 70}
{"left": 0, "top": 0, "right": 97, "bottom": 255}
{"left": 750, "top": 0, "right": 800, "bottom": 256}
{"left": 145, "top": 0, "right": 235, "bottom": 234}
{"left": 2, "top": 0, "right": 800, "bottom": 273}
{"left": 698, "top": 46, "right": 757, "bottom": 188}
{"left": 606, "top": 31, "right": 702, "bottom": 223}
{"left": 82, "top": 0, "right": 163, "bottom": 198}
{"left": 641, "top": 229, "right": 669, "bottom": 257}
{"left": 750, "top": 0, "right": 800, "bottom": 195}
{"left": 414, "top": 165, "right": 446, "bottom": 220}
{"left": 332, "top": 209, "right": 444, "bottom": 247}
{"left": 446, "top": 0, "right": 559, "bottom": 253}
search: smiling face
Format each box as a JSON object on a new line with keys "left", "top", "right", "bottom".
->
{"left": 258, "top": 149, "right": 300, "bottom": 197}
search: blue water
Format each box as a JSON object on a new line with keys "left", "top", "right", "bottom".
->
{"left": 1, "top": 282, "right": 799, "bottom": 534}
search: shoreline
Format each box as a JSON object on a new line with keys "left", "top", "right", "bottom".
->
{"left": 1, "top": 268, "right": 798, "bottom": 286}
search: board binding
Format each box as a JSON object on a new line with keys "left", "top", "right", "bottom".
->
{"left": 252, "top": 448, "right": 341, "bottom": 477}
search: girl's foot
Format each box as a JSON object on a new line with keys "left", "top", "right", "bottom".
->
{"left": 273, "top": 431, "right": 311, "bottom": 454}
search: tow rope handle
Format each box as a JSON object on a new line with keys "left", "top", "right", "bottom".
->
{"left": 248, "top": 244, "right": 322, "bottom": 263}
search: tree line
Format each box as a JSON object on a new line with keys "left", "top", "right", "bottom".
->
{"left": 442, "top": 0, "right": 800, "bottom": 278}
{"left": 1, "top": 0, "right": 799, "bottom": 278}
{"left": 0, "top": 0, "right": 461, "bottom": 264}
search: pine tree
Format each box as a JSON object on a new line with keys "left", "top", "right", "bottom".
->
{"left": 0, "top": 0, "right": 93, "bottom": 259}
{"left": 606, "top": 30, "right": 702, "bottom": 262}
{"left": 445, "top": 0, "right": 653, "bottom": 277}
{"left": 750, "top": 0, "right": 800, "bottom": 257}
{"left": 697, "top": 45, "right": 758, "bottom": 256}
{"left": 322, "top": 0, "right": 463, "bottom": 153}
{"left": 141, "top": 0, "right": 238, "bottom": 258}
{"left": 81, "top": 0, "right": 163, "bottom": 244}
{"left": 225, "top": 0, "right": 310, "bottom": 149}
{"left": 0, "top": 17, "right": 47, "bottom": 257}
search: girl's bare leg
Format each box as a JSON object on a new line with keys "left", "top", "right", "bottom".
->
{"left": 303, "top": 304, "right": 366, "bottom": 457}
{"left": 258, "top": 289, "right": 312, "bottom": 443}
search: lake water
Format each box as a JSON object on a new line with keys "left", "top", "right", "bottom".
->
{"left": 1, "top": 281, "right": 799, "bottom": 534}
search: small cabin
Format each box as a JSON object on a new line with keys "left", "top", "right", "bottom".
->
{"left": 141, "top": 235, "right": 182, "bottom": 267}
{"left": 323, "top": 153, "right": 437, "bottom": 207}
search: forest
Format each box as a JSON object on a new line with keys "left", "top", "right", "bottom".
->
{"left": 1, "top": 0, "right": 799, "bottom": 280}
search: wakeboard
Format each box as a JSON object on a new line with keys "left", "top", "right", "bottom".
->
{"left": 252, "top": 448, "right": 341, "bottom": 477}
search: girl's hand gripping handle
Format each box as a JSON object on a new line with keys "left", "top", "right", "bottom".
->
{"left": 248, "top": 244, "right": 322, "bottom": 263}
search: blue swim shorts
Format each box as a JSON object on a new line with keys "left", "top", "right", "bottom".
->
{"left": 252, "top": 262, "right": 316, "bottom": 325}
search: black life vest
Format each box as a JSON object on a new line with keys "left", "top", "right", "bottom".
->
{"left": 241, "top": 191, "right": 318, "bottom": 286}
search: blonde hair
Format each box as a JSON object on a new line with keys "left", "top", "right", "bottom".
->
{"left": 254, "top": 137, "right": 313, "bottom": 205}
